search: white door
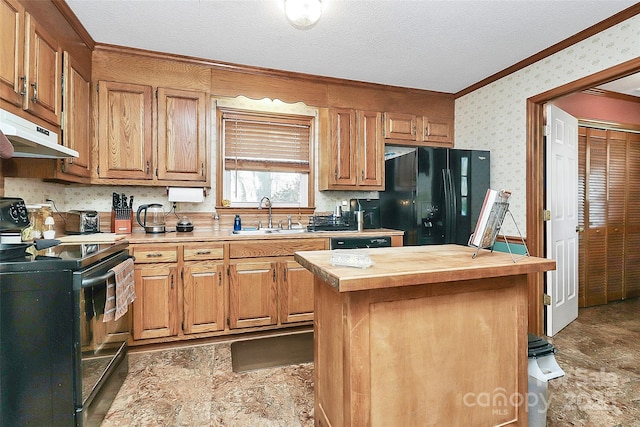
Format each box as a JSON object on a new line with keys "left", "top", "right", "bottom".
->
{"left": 545, "top": 104, "right": 579, "bottom": 336}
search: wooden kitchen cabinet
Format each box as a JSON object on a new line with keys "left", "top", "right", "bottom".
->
{"left": 130, "top": 242, "right": 226, "bottom": 343}
{"left": 157, "top": 87, "right": 209, "bottom": 183}
{"left": 131, "top": 244, "right": 179, "bottom": 340}
{"left": 320, "top": 108, "right": 384, "bottom": 190}
{"left": 96, "top": 81, "right": 209, "bottom": 186}
{"left": 0, "top": 2, "right": 61, "bottom": 125}
{"left": 97, "top": 80, "right": 154, "bottom": 180}
{"left": 421, "top": 115, "right": 453, "bottom": 146}
{"left": 0, "top": 0, "right": 25, "bottom": 108}
{"left": 182, "top": 243, "right": 225, "bottom": 334}
{"left": 383, "top": 112, "right": 453, "bottom": 147}
{"left": 279, "top": 258, "right": 315, "bottom": 323}
{"left": 228, "top": 238, "right": 326, "bottom": 329}
{"left": 59, "top": 52, "right": 91, "bottom": 179}
{"left": 23, "top": 12, "right": 61, "bottom": 125}
{"left": 132, "top": 263, "right": 179, "bottom": 340}
{"left": 228, "top": 259, "right": 278, "bottom": 329}
{"left": 382, "top": 112, "right": 417, "bottom": 141}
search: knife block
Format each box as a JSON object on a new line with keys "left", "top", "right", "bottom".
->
{"left": 111, "top": 210, "right": 133, "bottom": 234}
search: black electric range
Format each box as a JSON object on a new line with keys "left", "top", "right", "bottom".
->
{"left": 0, "top": 195, "right": 131, "bottom": 427}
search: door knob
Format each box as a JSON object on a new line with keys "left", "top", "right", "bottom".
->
{"left": 576, "top": 225, "right": 585, "bottom": 232}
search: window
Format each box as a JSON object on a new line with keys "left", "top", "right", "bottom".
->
{"left": 218, "top": 107, "right": 314, "bottom": 208}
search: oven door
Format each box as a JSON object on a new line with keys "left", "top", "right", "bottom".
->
{"left": 74, "top": 250, "right": 131, "bottom": 426}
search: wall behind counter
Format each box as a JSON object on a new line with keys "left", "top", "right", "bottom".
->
{"left": 3, "top": 177, "right": 375, "bottom": 216}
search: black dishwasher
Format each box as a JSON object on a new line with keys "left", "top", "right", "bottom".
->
{"left": 330, "top": 236, "right": 392, "bottom": 249}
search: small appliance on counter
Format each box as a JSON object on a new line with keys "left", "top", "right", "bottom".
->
{"left": 136, "top": 203, "right": 166, "bottom": 233}
{"left": 66, "top": 210, "right": 100, "bottom": 234}
{"left": 176, "top": 216, "right": 194, "bottom": 232}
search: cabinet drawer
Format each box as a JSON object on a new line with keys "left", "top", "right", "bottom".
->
{"left": 183, "top": 243, "right": 224, "bottom": 261}
{"left": 229, "top": 238, "right": 327, "bottom": 258}
{"left": 132, "top": 244, "right": 178, "bottom": 263}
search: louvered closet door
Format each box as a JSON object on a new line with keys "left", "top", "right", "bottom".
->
{"left": 584, "top": 128, "right": 607, "bottom": 306}
{"left": 625, "top": 132, "right": 640, "bottom": 299}
{"left": 577, "top": 128, "right": 587, "bottom": 306}
{"left": 606, "top": 131, "right": 627, "bottom": 302}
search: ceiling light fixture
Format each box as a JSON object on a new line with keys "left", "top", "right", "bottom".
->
{"left": 284, "top": 0, "right": 322, "bottom": 30}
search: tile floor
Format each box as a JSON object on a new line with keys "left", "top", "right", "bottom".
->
{"left": 103, "top": 298, "right": 639, "bottom": 426}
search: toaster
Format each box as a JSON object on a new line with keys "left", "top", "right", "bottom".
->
{"left": 66, "top": 210, "right": 100, "bottom": 234}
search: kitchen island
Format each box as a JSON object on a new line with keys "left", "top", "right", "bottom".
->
{"left": 294, "top": 244, "right": 556, "bottom": 427}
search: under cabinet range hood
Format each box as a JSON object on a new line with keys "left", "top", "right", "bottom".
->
{"left": 0, "top": 108, "right": 78, "bottom": 159}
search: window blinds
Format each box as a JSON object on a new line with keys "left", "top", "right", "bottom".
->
{"left": 222, "top": 110, "right": 311, "bottom": 173}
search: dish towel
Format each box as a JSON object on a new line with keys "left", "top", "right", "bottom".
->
{"left": 103, "top": 258, "right": 136, "bottom": 322}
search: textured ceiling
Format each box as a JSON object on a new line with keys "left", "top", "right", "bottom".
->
{"left": 65, "top": 0, "right": 638, "bottom": 94}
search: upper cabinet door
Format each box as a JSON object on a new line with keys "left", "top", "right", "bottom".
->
{"left": 329, "top": 108, "right": 357, "bottom": 186}
{"left": 422, "top": 116, "right": 453, "bottom": 146}
{"left": 0, "top": 0, "right": 24, "bottom": 107}
{"left": 61, "top": 52, "right": 91, "bottom": 178}
{"left": 382, "top": 112, "right": 417, "bottom": 141}
{"left": 24, "top": 13, "right": 61, "bottom": 125}
{"left": 97, "top": 80, "right": 153, "bottom": 180}
{"left": 156, "top": 88, "right": 208, "bottom": 183}
{"left": 357, "top": 110, "right": 384, "bottom": 189}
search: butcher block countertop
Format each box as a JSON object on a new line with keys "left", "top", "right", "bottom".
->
{"left": 294, "top": 244, "right": 556, "bottom": 292}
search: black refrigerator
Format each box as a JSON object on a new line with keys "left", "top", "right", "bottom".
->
{"left": 380, "top": 146, "right": 490, "bottom": 246}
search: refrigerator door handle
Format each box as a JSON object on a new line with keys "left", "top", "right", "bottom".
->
{"left": 443, "top": 169, "right": 457, "bottom": 243}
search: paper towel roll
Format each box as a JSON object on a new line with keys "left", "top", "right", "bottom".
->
{"left": 167, "top": 187, "right": 205, "bottom": 203}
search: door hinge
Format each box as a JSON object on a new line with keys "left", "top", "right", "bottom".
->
{"left": 544, "top": 125, "right": 551, "bottom": 136}
{"left": 542, "top": 210, "right": 551, "bottom": 221}
{"left": 543, "top": 293, "right": 551, "bottom": 305}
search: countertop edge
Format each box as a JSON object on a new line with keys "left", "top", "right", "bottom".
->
{"left": 294, "top": 245, "right": 556, "bottom": 292}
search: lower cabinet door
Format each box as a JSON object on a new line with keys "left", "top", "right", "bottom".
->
{"left": 132, "top": 264, "right": 178, "bottom": 340}
{"left": 228, "top": 260, "right": 278, "bottom": 329}
{"left": 183, "top": 261, "right": 225, "bottom": 334}
{"left": 279, "top": 259, "right": 314, "bottom": 323}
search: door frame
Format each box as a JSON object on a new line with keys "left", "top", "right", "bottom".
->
{"left": 526, "top": 57, "right": 640, "bottom": 335}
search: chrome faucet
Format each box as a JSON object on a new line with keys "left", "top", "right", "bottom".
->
{"left": 259, "top": 196, "right": 273, "bottom": 228}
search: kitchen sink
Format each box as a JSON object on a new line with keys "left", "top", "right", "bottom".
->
{"left": 230, "top": 228, "right": 307, "bottom": 236}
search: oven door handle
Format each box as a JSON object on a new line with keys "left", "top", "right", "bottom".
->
{"left": 81, "top": 256, "right": 135, "bottom": 288}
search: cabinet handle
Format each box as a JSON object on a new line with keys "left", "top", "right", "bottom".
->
{"left": 145, "top": 253, "right": 163, "bottom": 258}
{"left": 146, "top": 161, "right": 150, "bottom": 174}
{"left": 361, "top": 170, "right": 364, "bottom": 181}
{"left": 171, "top": 274, "right": 174, "bottom": 289}
{"left": 196, "top": 250, "right": 211, "bottom": 255}
{"left": 284, "top": 268, "right": 287, "bottom": 282}
{"left": 20, "top": 76, "right": 27, "bottom": 96}
{"left": 201, "top": 162, "right": 204, "bottom": 176}
{"left": 412, "top": 123, "right": 416, "bottom": 136}
{"left": 272, "top": 269, "right": 276, "bottom": 282}
{"left": 31, "top": 82, "right": 38, "bottom": 103}
{"left": 218, "top": 271, "right": 222, "bottom": 286}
